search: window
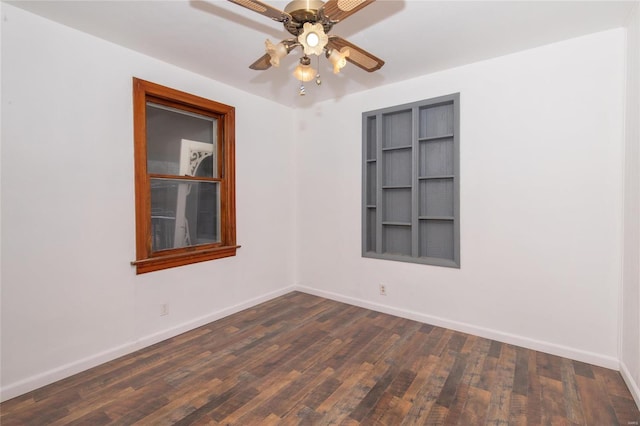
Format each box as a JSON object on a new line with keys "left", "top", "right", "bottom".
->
{"left": 362, "top": 93, "right": 460, "bottom": 267}
{"left": 131, "top": 78, "right": 238, "bottom": 274}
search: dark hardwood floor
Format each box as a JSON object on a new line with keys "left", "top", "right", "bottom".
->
{"left": 1, "top": 291, "right": 638, "bottom": 425}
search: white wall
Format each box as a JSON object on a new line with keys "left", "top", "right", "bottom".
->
{"left": 297, "top": 29, "right": 626, "bottom": 368}
{"left": 1, "top": 1, "right": 635, "bottom": 405}
{"left": 622, "top": 2, "right": 640, "bottom": 406}
{"left": 0, "top": 3, "right": 296, "bottom": 400}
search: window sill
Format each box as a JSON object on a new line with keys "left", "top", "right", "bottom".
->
{"left": 131, "top": 245, "right": 241, "bottom": 274}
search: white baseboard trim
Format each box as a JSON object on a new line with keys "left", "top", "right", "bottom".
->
{"left": 2, "top": 285, "right": 623, "bottom": 403}
{"left": 0, "top": 285, "right": 296, "bottom": 403}
{"left": 294, "top": 285, "right": 620, "bottom": 370}
{"left": 620, "top": 361, "right": 640, "bottom": 408}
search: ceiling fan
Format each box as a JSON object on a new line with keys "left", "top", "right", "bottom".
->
{"left": 227, "top": 0, "right": 384, "bottom": 85}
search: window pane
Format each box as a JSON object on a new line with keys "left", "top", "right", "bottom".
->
{"left": 150, "top": 179, "right": 220, "bottom": 252}
{"left": 146, "top": 103, "right": 217, "bottom": 177}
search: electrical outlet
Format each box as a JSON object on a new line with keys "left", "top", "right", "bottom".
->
{"left": 160, "top": 303, "right": 169, "bottom": 316}
{"left": 379, "top": 284, "right": 387, "bottom": 296}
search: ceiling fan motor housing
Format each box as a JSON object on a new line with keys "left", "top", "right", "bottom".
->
{"left": 283, "top": 0, "right": 333, "bottom": 35}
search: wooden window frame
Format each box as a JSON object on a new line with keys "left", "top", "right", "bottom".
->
{"left": 131, "top": 78, "right": 238, "bottom": 274}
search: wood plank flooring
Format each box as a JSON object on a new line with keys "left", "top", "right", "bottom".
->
{"left": 1, "top": 291, "right": 638, "bottom": 425}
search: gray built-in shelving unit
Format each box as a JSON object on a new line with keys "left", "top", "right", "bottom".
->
{"left": 362, "top": 93, "right": 460, "bottom": 267}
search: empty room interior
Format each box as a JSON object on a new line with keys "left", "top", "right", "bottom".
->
{"left": 1, "top": 0, "right": 640, "bottom": 424}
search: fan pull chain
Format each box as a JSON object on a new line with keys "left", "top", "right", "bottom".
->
{"left": 315, "top": 55, "right": 322, "bottom": 85}
{"left": 299, "top": 83, "right": 306, "bottom": 96}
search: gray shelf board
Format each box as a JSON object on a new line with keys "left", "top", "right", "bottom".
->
{"left": 418, "top": 216, "right": 455, "bottom": 221}
{"left": 418, "top": 175, "right": 455, "bottom": 180}
{"left": 363, "top": 250, "right": 460, "bottom": 268}
{"left": 418, "top": 134, "right": 454, "bottom": 142}
{"left": 382, "top": 185, "right": 412, "bottom": 189}
{"left": 366, "top": 158, "right": 377, "bottom": 163}
{"left": 382, "top": 145, "right": 412, "bottom": 152}
{"left": 382, "top": 221, "right": 412, "bottom": 227}
{"left": 366, "top": 205, "right": 376, "bottom": 209}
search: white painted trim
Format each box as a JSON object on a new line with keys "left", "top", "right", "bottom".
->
{"left": 295, "top": 286, "right": 620, "bottom": 370}
{"left": 1, "top": 284, "right": 624, "bottom": 402}
{"left": 0, "top": 285, "right": 296, "bottom": 402}
{"left": 618, "top": 14, "right": 628, "bottom": 397}
{"left": 621, "top": 360, "right": 640, "bottom": 409}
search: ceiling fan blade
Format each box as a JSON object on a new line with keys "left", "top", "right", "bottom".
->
{"left": 320, "top": 0, "right": 375, "bottom": 23}
{"left": 328, "top": 36, "right": 384, "bottom": 72}
{"left": 249, "top": 53, "right": 273, "bottom": 70}
{"left": 249, "top": 39, "right": 298, "bottom": 70}
{"left": 227, "top": 0, "right": 291, "bottom": 22}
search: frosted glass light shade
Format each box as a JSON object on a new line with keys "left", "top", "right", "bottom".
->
{"left": 327, "top": 47, "right": 350, "bottom": 74}
{"left": 293, "top": 63, "right": 316, "bottom": 82}
{"left": 298, "top": 22, "right": 328, "bottom": 56}
{"left": 265, "top": 39, "right": 288, "bottom": 67}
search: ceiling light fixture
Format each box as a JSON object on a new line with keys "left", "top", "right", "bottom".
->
{"left": 292, "top": 56, "right": 316, "bottom": 82}
{"left": 228, "top": 0, "right": 386, "bottom": 95}
{"left": 298, "top": 22, "right": 328, "bottom": 56}
{"left": 229, "top": 0, "right": 384, "bottom": 84}
{"left": 265, "top": 39, "right": 288, "bottom": 67}
{"left": 293, "top": 56, "right": 317, "bottom": 96}
{"left": 327, "top": 47, "right": 350, "bottom": 74}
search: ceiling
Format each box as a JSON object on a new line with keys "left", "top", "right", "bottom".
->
{"left": 6, "top": 0, "right": 637, "bottom": 107}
